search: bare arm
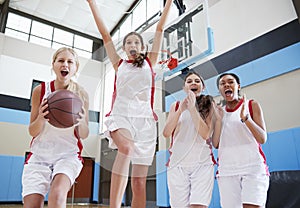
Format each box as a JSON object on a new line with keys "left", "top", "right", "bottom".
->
{"left": 28, "top": 85, "right": 48, "bottom": 137}
{"left": 163, "top": 101, "right": 184, "bottom": 138}
{"left": 87, "top": 0, "right": 120, "bottom": 70}
{"left": 241, "top": 100, "right": 267, "bottom": 144}
{"left": 211, "top": 103, "right": 223, "bottom": 149}
{"left": 148, "top": 0, "right": 173, "bottom": 66}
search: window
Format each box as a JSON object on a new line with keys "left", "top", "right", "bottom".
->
{"left": 132, "top": 0, "right": 146, "bottom": 30}
{"left": 31, "top": 21, "right": 53, "bottom": 40}
{"left": 53, "top": 28, "right": 74, "bottom": 46}
{"left": 146, "top": 0, "right": 161, "bottom": 19}
{"left": 5, "top": 13, "right": 31, "bottom": 41}
{"left": 114, "top": 0, "right": 164, "bottom": 42}
{"left": 119, "top": 14, "right": 132, "bottom": 39}
{"left": 5, "top": 12, "right": 93, "bottom": 59}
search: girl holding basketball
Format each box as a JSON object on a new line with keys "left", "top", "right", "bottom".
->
{"left": 163, "top": 72, "right": 215, "bottom": 208}
{"left": 87, "top": 0, "right": 172, "bottom": 207}
{"left": 22, "top": 47, "right": 89, "bottom": 208}
{"left": 212, "top": 73, "right": 269, "bottom": 208}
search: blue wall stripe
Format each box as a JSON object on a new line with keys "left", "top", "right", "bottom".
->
{"left": 0, "top": 107, "right": 99, "bottom": 135}
{"left": 0, "top": 107, "right": 30, "bottom": 125}
{"left": 165, "top": 42, "right": 300, "bottom": 112}
{"left": 205, "top": 42, "right": 300, "bottom": 97}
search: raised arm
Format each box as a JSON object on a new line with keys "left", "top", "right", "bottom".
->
{"left": 148, "top": 0, "right": 173, "bottom": 66}
{"left": 87, "top": 0, "right": 120, "bottom": 70}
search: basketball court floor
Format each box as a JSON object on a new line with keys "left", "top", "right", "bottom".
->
{"left": 0, "top": 204, "right": 120, "bottom": 208}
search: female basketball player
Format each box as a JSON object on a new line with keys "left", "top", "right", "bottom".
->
{"left": 22, "top": 47, "right": 89, "bottom": 208}
{"left": 87, "top": 0, "right": 172, "bottom": 207}
{"left": 163, "top": 72, "right": 215, "bottom": 208}
{"left": 212, "top": 73, "right": 269, "bottom": 208}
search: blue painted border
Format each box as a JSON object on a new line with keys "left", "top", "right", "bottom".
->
{"left": 205, "top": 42, "right": 300, "bottom": 97}
{"left": 165, "top": 42, "right": 300, "bottom": 112}
{"left": 0, "top": 107, "right": 99, "bottom": 135}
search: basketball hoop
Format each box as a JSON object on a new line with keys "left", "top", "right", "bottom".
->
{"left": 158, "top": 50, "right": 178, "bottom": 70}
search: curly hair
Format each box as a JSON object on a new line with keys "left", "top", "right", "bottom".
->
{"left": 196, "top": 94, "right": 214, "bottom": 120}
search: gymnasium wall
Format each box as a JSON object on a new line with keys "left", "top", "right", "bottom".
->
{"left": 158, "top": 0, "right": 300, "bottom": 149}
{"left": 0, "top": 33, "right": 104, "bottom": 160}
{"left": 0, "top": 0, "right": 300, "bottom": 204}
{"left": 0, "top": 33, "right": 105, "bottom": 202}
{"left": 156, "top": 0, "right": 300, "bottom": 207}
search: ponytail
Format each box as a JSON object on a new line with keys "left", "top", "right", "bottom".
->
{"left": 132, "top": 51, "right": 148, "bottom": 68}
{"left": 67, "top": 79, "right": 87, "bottom": 104}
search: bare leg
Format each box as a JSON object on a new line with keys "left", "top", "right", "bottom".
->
{"left": 23, "top": 193, "right": 44, "bottom": 208}
{"left": 48, "top": 173, "right": 71, "bottom": 208}
{"left": 109, "top": 129, "right": 133, "bottom": 208}
{"left": 243, "top": 204, "right": 262, "bottom": 208}
{"left": 191, "top": 204, "right": 207, "bottom": 208}
{"left": 130, "top": 164, "right": 149, "bottom": 208}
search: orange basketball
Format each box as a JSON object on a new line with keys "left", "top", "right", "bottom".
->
{"left": 45, "top": 89, "right": 83, "bottom": 128}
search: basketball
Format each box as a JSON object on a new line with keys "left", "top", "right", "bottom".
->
{"left": 45, "top": 89, "right": 83, "bottom": 128}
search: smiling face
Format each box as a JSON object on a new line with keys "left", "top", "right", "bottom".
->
{"left": 123, "top": 33, "right": 144, "bottom": 60}
{"left": 52, "top": 48, "right": 78, "bottom": 83}
{"left": 218, "top": 74, "right": 240, "bottom": 101}
{"left": 184, "top": 73, "right": 205, "bottom": 95}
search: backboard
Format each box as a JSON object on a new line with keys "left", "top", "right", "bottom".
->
{"left": 155, "top": 0, "right": 214, "bottom": 80}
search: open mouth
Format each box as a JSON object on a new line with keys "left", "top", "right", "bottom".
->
{"left": 61, "top": 70, "right": 69, "bottom": 77}
{"left": 225, "top": 89, "right": 233, "bottom": 96}
{"left": 191, "top": 88, "right": 198, "bottom": 92}
{"left": 130, "top": 50, "right": 137, "bottom": 56}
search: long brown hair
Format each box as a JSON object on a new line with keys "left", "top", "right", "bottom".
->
{"left": 196, "top": 94, "right": 214, "bottom": 120}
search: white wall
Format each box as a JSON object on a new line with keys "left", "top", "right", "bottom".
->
{"left": 0, "top": 33, "right": 103, "bottom": 112}
{"left": 202, "top": 0, "right": 297, "bottom": 61}
{"left": 0, "top": 33, "right": 104, "bottom": 159}
{"left": 1, "top": 0, "right": 299, "bottom": 156}
{"left": 156, "top": 0, "right": 299, "bottom": 150}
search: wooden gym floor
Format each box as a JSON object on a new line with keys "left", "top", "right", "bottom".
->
{"left": 0, "top": 204, "right": 118, "bottom": 208}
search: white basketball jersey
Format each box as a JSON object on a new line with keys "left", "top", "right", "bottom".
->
{"left": 27, "top": 81, "right": 83, "bottom": 163}
{"left": 107, "top": 58, "right": 156, "bottom": 119}
{"left": 167, "top": 108, "right": 215, "bottom": 167}
{"left": 217, "top": 99, "right": 269, "bottom": 176}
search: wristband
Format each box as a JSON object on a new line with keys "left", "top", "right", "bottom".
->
{"left": 241, "top": 114, "right": 249, "bottom": 123}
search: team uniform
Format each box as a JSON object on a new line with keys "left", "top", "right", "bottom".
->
{"left": 167, "top": 102, "right": 216, "bottom": 207}
{"left": 22, "top": 81, "right": 83, "bottom": 198}
{"left": 105, "top": 57, "right": 157, "bottom": 165}
{"left": 217, "top": 99, "right": 269, "bottom": 208}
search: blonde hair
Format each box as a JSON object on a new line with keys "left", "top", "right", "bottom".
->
{"left": 52, "top": 47, "right": 87, "bottom": 103}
